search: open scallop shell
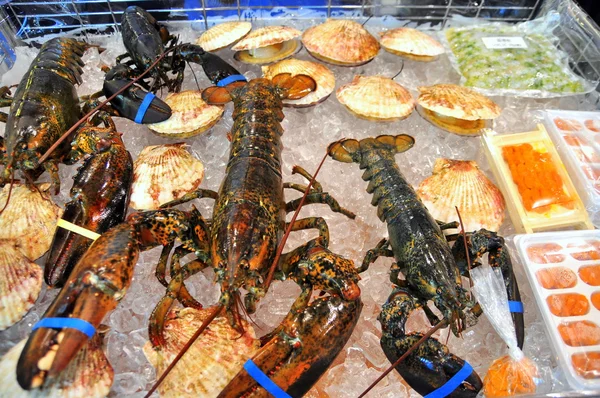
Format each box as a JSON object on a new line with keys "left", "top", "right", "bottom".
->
{"left": 130, "top": 143, "right": 205, "bottom": 210}
{"left": 302, "top": 19, "right": 379, "bottom": 66}
{"left": 232, "top": 26, "right": 301, "bottom": 64}
{"left": 0, "top": 245, "right": 42, "bottom": 331}
{"left": 0, "top": 335, "right": 113, "bottom": 397}
{"left": 196, "top": 22, "right": 252, "bottom": 52}
{"left": 0, "top": 183, "right": 62, "bottom": 260}
{"left": 417, "top": 84, "right": 501, "bottom": 135}
{"left": 380, "top": 28, "right": 444, "bottom": 61}
{"left": 417, "top": 158, "right": 506, "bottom": 232}
{"left": 147, "top": 91, "right": 223, "bottom": 138}
{"left": 336, "top": 75, "right": 415, "bottom": 121}
{"left": 143, "top": 307, "right": 260, "bottom": 398}
{"left": 262, "top": 58, "right": 335, "bottom": 107}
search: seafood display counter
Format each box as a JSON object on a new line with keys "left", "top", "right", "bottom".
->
{"left": 1, "top": 0, "right": 600, "bottom": 397}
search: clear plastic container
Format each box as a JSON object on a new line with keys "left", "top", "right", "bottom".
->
{"left": 514, "top": 230, "right": 600, "bottom": 389}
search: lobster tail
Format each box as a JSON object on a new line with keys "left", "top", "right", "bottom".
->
{"left": 328, "top": 134, "right": 415, "bottom": 164}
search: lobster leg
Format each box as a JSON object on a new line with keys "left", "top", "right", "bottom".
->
{"left": 158, "top": 188, "right": 219, "bottom": 208}
{"left": 285, "top": 192, "right": 356, "bottom": 219}
{"left": 360, "top": 238, "right": 394, "bottom": 272}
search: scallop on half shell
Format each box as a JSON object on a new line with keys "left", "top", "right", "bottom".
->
{"left": 336, "top": 75, "right": 415, "bottom": 121}
{"left": 0, "top": 335, "right": 113, "bottom": 397}
{"left": 232, "top": 26, "right": 301, "bottom": 64}
{"left": 262, "top": 58, "right": 335, "bottom": 107}
{"left": 143, "top": 307, "right": 260, "bottom": 398}
{"left": 130, "top": 143, "right": 205, "bottom": 210}
{"left": 0, "top": 183, "right": 63, "bottom": 260}
{"left": 417, "top": 158, "right": 506, "bottom": 232}
{"left": 196, "top": 21, "right": 252, "bottom": 52}
{"left": 417, "top": 84, "right": 501, "bottom": 136}
{"left": 380, "top": 28, "right": 445, "bottom": 61}
{"left": 302, "top": 19, "right": 379, "bottom": 66}
{"left": 147, "top": 91, "right": 223, "bottom": 138}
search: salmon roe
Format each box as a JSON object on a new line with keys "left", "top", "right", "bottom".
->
{"left": 558, "top": 321, "right": 600, "bottom": 347}
{"left": 536, "top": 267, "right": 577, "bottom": 289}
{"left": 502, "top": 144, "right": 573, "bottom": 212}
{"left": 592, "top": 292, "right": 600, "bottom": 311}
{"left": 546, "top": 293, "right": 589, "bottom": 317}
{"left": 580, "top": 265, "right": 600, "bottom": 286}
{"left": 572, "top": 352, "right": 600, "bottom": 379}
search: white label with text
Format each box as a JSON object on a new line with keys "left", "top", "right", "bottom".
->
{"left": 482, "top": 36, "right": 528, "bottom": 49}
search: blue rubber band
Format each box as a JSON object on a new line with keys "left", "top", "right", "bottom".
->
{"left": 508, "top": 300, "right": 524, "bottom": 313}
{"left": 424, "top": 361, "right": 474, "bottom": 398}
{"left": 243, "top": 359, "right": 291, "bottom": 398}
{"left": 217, "top": 74, "right": 247, "bottom": 87}
{"left": 134, "top": 92, "right": 156, "bottom": 124}
{"left": 32, "top": 318, "right": 96, "bottom": 338}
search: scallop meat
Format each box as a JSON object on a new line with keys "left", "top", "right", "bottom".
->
{"left": 262, "top": 58, "right": 335, "bottom": 107}
{"left": 196, "top": 22, "right": 252, "bottom": 52}
{"left": 380, "top": 28, "right": 444, "bottom": 61}
{"left": 417, "top": 158, "right": 506, "bottom": 232}
{"left": 232, "top": 26, "right": 301, "bottom": 64}
{"left": 130, "top": 143, "right": 205, "bottom": 210}
{"left": 336, "top": 75, "right": 415, "bottom": 121}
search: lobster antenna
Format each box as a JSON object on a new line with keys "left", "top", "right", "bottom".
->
{"left": 391, "top": 61, "right": 405, "bottom": 80}
{"left": 0, "top": 169, "right": 15, "bottom": 215}
{"left": 264, "top": 151, "right": 329, "bottom": 289}
{"left": 358, "top": 318, "right": 449, "bottom": 398}
{"left": 187, "top": 61, "right": 202, "bottom": 91}
{"left": 455, "top": 206, "right": 474, "bottom": 292}
{"left": 362, "top": 15, "right": 373, "bottom": 26}
{"left": 39, "top": 45, "right": 181, "bottom": 164}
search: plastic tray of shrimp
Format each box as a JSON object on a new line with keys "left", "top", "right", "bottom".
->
{"left": 514, "top": 230, "right": 600, "bottom": 390}
{"left": 544, "top": 110, "right": 600, "bottom": 227}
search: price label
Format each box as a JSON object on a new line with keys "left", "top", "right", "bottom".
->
{"left": 482, "top": 36, "right": 528, "bottom": 49}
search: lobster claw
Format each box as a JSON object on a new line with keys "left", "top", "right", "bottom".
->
{"left": 177, "top": 43, "right": 245, "bottom": 85}
{"left": 102, "top": 78, "right": 171, "bottom": 124}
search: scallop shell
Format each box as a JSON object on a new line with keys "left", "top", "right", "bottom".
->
{"left": 231, "top": 26, "right": 301, "bottom": 51}
{"left": 0, "top": 245, "right": 42, "bottom": 331}
{"left": 0, "top": 183, "right": 63, "bottom": 260}
{"left": 417, "top": 158, "right": 506, "bottom": 232}
{"left": 196, "top": 22, "right": 252, "bottom": 52}
{"left": 0, "top": 335, "right": 113, "bottom": 397}
{"left": 130, "top": 143, "right": 205, "bottom": 210}
{"left": 262, "top": 58, "right": 335, "bottom": 107}
{"left": 417, "top": 84, "right": 501, "bottom": 120}
{"left": 147, "top": 91, "right": 223, "bottom": 138}
{"left": 143, "top": 307, "right": 260, "bottom": 398}
{"left": 336, "top": 75, "right": 415, "bottom": 121}
{"left": 380, "top": 28, "right": 444, "bottom": 60}
{"left": 302, "top": 19, "right": 379, "bottom": 66}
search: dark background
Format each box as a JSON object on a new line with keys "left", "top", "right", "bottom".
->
{"left": 579, "top": 0, "right": 600, "bottom": 24}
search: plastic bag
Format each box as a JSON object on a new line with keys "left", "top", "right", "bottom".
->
{"left": 471, "top": 266, "right": 538, "bottom": 397}
{"left": 441, "top": 12, "right": 597, "bottom": 98}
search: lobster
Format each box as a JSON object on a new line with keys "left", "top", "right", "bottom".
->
{"left": 328, "top": 135, "right": 525, "bottom": 397}
{"left": 102, "top": 6, "right": 244, "bottom": 124}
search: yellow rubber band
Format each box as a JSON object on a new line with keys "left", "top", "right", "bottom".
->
{"left": 57, "top": 219, "right": 101, "bottom": 241}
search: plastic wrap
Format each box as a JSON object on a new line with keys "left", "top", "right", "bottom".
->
{"left": 471, "top": 265, "right": 538, "bottom": 397}
{"left": 442, "top": 12, "right": 597, "bottom": 98}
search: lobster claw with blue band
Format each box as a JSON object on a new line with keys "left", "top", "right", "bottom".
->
{"left": 101, "top": 6, "right": 246, "bottom": 124}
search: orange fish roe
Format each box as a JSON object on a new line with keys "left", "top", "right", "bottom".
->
{"left": 572, "top": 352, "right": 600, "bottom": 379}
{"left": 558, "top": 321, "right": 600, "bottom": 346}
{"left": 580, "top": 265, "right": 600, "bottom": 286}
{"left": 547, "top": 293, "right": 589, "bottom": 317}
{"left": 592, "top": 292, "right": 600, "bottom": 311}
{"left": 536, "top": 267, "right": 577, "bottom": 289}
{"left": 554, "top": 117, "right": 583, "bottom": 131}
{"left": 483, "top": 355, "right": 538, "bottom": 397}
{"left": 527, "top": 243, "right": 566, "bottom": 264}
{"left": 502, "top": 144, "right": 573, "bottom": 213}
{"left": 568, "top": 241, "right": 600, "bottom": 261}
{"left": 585, "top": 119, "right": 600, "bottom": 133}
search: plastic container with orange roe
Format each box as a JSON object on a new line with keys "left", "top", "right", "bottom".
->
{"left": 515, "top": 230, "right": 600, "bottom": 388}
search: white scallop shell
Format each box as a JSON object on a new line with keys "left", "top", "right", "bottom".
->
{"left": 336, "top": 75, "right": 415, "bottom": 121}
{"left": 0, "top": 183, "right": 62, "bottom": 260}
{"left": 417, "top": 84, "right": 501, "bottom": 120}
{"left": 130, "top": 143, "right": 205, "bottom": 210}
{"left": 0, "top": 336, "right": 113, "bottom": 397}
{"left": 417, "top": 158, "right": 506, "bottom": 232}
{"left": 147, "top": 91, "right": 223, "bottom": 138}
{"left": 262, "top": 58, "right": 335, "bottom": 107}
{"left": 380, "top": 28, "right": 445, "bottom": 58}
{"left": 232, "top": 26, "right": 301, "bottom": 51}
{"left": 196, "top": 22, "right": 252, "bottom": 51}
{"left": 143, "top": 307, "right": 260, "bottom": 398}
{"left": 0, "top": 245, "right": 42, "bottom": 331}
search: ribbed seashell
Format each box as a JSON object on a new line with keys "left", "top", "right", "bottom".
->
{"left": 417, "top": 84, "right": 501, "bottom": 120}
{"left": 302, "top": 19, "right": 379, "bottom": 66}
{"left": 0, "top": 183, "right": 62, "bottom": 260}
{"left": 196, "top": 22, "right": 252, "bottom": 51}
{"left": 0, "top": 245, "right": 42, "bottom": 331}
{"left": 130, "top": 144, "right": 205, "bottom": 210}
{"left": 417, "top": 158, "right": 506, "bottom": 232}
{"left": 336, "top": 75, "right": 415, "bottom": 121}
{"left": 262, "top": 58, "right": 335, "bottom": 107}
{"left": 147, "top": 91, "right": 223, "bottom": 138}
{"left": 143, "top": 307, "right": 260, "bottom": 398}
{"left": 232, "top": 25, "right": 301, "bottom": 51}
{"left": 0, "top": 335, "right": 113, "bottom": 397}
{"left": 380, "top": 28, "right": 444, "bottom": 61}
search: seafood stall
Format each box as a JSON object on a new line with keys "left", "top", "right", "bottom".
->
{"left": 0, "top": 0, "right": 600, "bottom": 397}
